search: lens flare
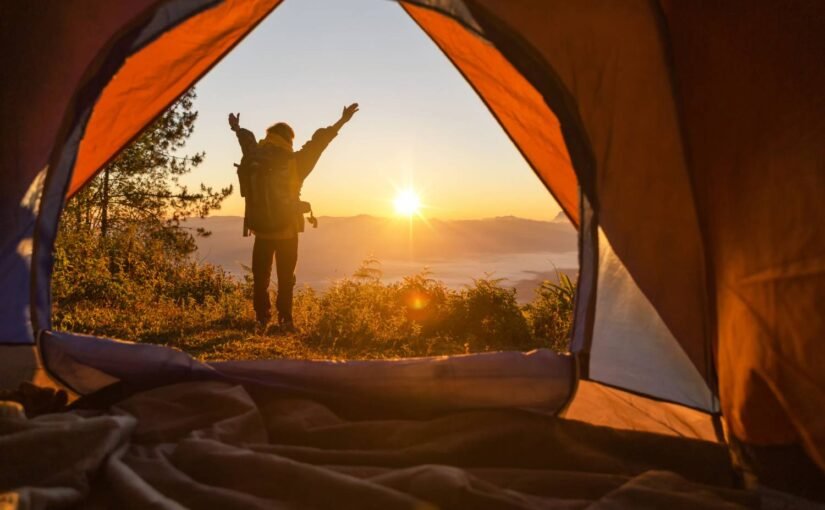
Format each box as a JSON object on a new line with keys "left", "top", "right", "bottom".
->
{"left": 393, "top": 189, "right": 421, "bottom": 217}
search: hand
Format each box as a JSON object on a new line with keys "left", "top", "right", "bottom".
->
{"left": 340, "top": 103, "right": 359, "bottom": 123}
{"left": 228, "top": 112, "right": 240, "bottom": 131}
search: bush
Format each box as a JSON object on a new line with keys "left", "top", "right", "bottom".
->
{"left": 300, "top": 278, "right": 420, "bottom": 355}
{"left": 52, "top": 223, "right": 250, "bottom": 342}
{"left": 446, "top": 277, "right": 533, "bottom": 352}
{"left": 524, "top": 272, "right": 575, "bottom": 352}
{"left": 292, "top": 261, "right": 547, "bottom": 358}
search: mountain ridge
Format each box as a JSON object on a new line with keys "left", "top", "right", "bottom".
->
{"left": 183, "top": 215, "right": 577, "bottom": 301}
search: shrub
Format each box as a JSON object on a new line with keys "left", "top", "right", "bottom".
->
{"left": 447, "top": 276, "right": 532, "bottom": 352}
{"left": 524, "top": 271, "right": 575, "bottom": 352}
{"left": 301, "top": 277, "right": 420, "bottom": 355}
{"left": 52, "top": 223, "right": 249, "bottom": 342}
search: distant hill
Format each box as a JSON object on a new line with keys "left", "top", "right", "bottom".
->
{"left": 552, "top": 210, "right": 571, "bottom": 223}
{"left": 182, "top": 215, "right": 578, "bottom": 301}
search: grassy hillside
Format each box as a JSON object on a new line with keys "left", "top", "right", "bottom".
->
{"left": 53, "top": 230, "right": 575, "bottom": 361}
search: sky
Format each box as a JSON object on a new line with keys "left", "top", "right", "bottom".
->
{"left": 180, "top": 0, "right": 562, "bottom": 221}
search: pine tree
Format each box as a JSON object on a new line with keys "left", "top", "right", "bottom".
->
{"left": 61, "top": 88, "right": 230, "bottom": 255}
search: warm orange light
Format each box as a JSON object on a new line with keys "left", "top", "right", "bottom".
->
{"left": 406, "top": 291, "right": 430, "bottom": 311}
{"left": 394, "top": 189, "right": 421, "bottom": 217}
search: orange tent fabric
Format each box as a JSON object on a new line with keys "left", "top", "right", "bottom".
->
{"left": 68, "top": 0, "right": 282, "bottom": 196}
{"left": 420, "top": 0, "right": 824, "bottom": 467}
{"left": 406, "top": 0, "right": 712, "bottom": 388}
{"left": 0, "top": 1, "right": 161, "bottom": 252}
{"left": 660, "top": 0, "right": 825, "bottom": 464}
{"left": 402, "top": 3, "right": 579, "bottom": 226}
{"left": 485, "top": 0, "right": 711, "bottom": 384}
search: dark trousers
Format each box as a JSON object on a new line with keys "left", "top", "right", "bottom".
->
{"left": 252, "top": 236, "right": 298, "bottom": 325}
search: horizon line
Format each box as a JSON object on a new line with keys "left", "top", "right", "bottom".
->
{"left": 184, "top": 212, "right": 572, "bottom": 223}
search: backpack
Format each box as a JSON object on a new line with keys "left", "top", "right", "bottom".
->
{"left": 235, "top": 143, "right": 297, "bottom": 236}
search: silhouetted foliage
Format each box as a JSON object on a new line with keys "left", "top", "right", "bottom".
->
{"left": 60, "top": 88, "right": 231, "bottom": 252}
{"left": 524, "top": 271, "right": 576, "bottom": 352}
{"left": 55, "top": 251, "right": 575, "bottom": 358}
{"left": 53, "top": 88, "right": 239, "bottom": 340}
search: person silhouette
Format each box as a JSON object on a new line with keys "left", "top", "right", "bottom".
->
{"left": 229, "top": 103, "right": 359, "bottom": 332}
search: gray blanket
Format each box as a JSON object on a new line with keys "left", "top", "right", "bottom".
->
{"left": 0, "top": 381, "right": 760, "bottom": 509}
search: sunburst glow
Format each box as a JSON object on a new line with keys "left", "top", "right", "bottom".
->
{"left": 393, "top": 189, "right": 421, "bottom": 217}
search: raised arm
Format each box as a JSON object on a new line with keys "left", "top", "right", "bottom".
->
{"left": 331, "top": 103, "right": 359, "bottom": 133}
{"left": 228, "top": 112, "right": 256, "bottom": 155}
{"left": 295, "top": 103, "right": 359, "bottom": 180}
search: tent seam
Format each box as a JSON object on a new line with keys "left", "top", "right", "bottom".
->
{"left": 649, "top": 0, "right": 719, "bottom": 410}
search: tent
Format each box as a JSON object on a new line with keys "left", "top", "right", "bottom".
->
{"left": 1, "top": 0, "right": 823, "bottom": 506}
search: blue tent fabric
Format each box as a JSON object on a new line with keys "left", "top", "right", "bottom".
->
{"left": 43, "top": 330, "right": 573, "bottom": 417}
{"left": 0, "top": 217, "right": 36, "bottom": 345}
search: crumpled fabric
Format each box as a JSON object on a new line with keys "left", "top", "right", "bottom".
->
{"left": 0, "top": 381, "right": 759, "bottom": 509}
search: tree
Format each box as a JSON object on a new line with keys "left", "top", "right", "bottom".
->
{"left": 62, "top": 88, "right": 231, "bottom": 255}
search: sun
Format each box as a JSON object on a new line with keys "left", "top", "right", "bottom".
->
{"left": 393, "top": 189, "right": 421, "bottom": 217}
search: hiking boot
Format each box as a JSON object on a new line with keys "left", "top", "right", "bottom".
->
{"left": 254, "top": 320, "right": 270, "bottom": 335}
{"left": 279, "top": 321, "right": 297, "bottom": 334}
{"left": 263, "top": 323, "right": 282, "bottom": 336}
